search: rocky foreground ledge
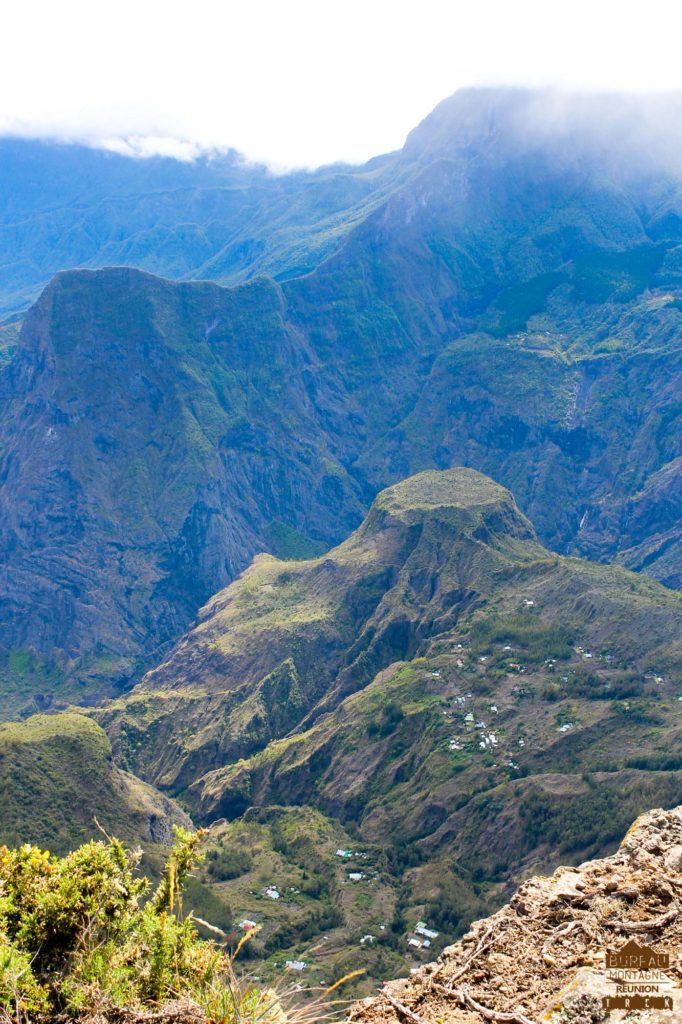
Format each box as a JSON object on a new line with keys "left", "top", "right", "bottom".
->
{"left": 350, "top": 806, "right": 682, "bottom": 1023}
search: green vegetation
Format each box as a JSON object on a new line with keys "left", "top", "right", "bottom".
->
{"left": 518, "top": 772, "right": 682, "bottom": 855}
{"left": 206, "top": 847, "right": 253, "bottom": 882}
{"left": 572, "top": 245, "right": 665, "bottom": 304}
{"left": 367, "top": 701, "right": 405, "bottom": 737}
{"left": 489, "top": 271, "right": 568, "bottom": 336}
{"left": 0, "top": 647, "right": 70, "bottom": 721}
{"left": 470, "top": 615, "right": 574, "bottom": 663}
{"left": 0, "top": 828, "right": 271, "bottom": 1023}
{"left": 0, "top": 714, "right": 187, "bottom": 856}
{"left": 265, "top": 521, "right": 328, "bottom": 561}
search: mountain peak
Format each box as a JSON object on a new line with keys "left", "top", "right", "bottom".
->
{"left": 366, "top": 467, "right": 535, "bottom": 538}
{"left": 374, "top": 466, "right": 521, "bottom": 514}
{"left": 403, "top": 85, "right": 682, "bottom": 177}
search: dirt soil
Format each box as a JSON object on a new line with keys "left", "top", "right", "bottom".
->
{"left": 349, "top": 805, "right": 682, "bottom": 1023}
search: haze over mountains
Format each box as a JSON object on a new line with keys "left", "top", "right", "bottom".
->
{"left": 0, "top": 86, "right": 681, "bottom": 990}
{"left": 1, "top": 88, "right": 681, "bottom": 701}
{"left": 4, "top": 89, "right": 682, "bottom": 318}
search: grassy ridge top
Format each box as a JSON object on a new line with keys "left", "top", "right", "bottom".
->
{"left": 0, "top": 713, "right": 188, "bottom": 855}
{"left": 374, "top": 468, "right": 515, "bottom": 514}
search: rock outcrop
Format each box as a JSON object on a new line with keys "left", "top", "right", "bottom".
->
{"left": 350, "top": 805, "right": 682, "bottom": 1023}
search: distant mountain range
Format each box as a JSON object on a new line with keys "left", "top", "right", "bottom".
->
{"left": 4, "top": 89, "right": 682, "bottom": 318}
{"left": 0, "top": 133, "right": 404, "bottom": 318}
{"left": 0, "top": 89, "right": 681, "bottom": 703}
{"left": 1, "top": 84, "right": 681, "bottom": 998}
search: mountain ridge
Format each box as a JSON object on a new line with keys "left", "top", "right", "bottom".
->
{"left": 1, "top": 87, "right": 681, "bottom": 700}
{"left": 83, "top": 466, "right": 681, "bottom": 982}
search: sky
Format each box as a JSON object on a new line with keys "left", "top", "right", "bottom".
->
{"left": 3, "top": 0, "right": 682, "bottom": 168}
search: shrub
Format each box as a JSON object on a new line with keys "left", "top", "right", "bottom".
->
{"left": 0, "top": 827, "right": 272, "bottom": 1023}
{"left": 470, "top": 616, "right": 574, "bottom": 663}
{"left": 205, "top": 846, "right": 252, "bottom": 882}
{"left": 367, "top": 701, "right": 405, "bottom": 737}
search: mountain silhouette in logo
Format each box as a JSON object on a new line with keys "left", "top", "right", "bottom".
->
{"left": 606, "top": 938, "right": 669, "bottom": 970}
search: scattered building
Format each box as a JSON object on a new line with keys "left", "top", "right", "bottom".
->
{"left": 479, "top": 732, "right": 498, "bottom": 749}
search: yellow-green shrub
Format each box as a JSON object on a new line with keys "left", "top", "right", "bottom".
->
{"left": 0, "top": 827, "right": 252, "bottom": 1021}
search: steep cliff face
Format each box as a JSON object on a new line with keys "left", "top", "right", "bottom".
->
{"left": 350, "top": 803, "right": 682, "bottom": 1023}
{"left": 0, "top": 268, "right": 368, "bottom": 688}
{"left": 83, "top": 470, "right": 682, "bottom": 986}
{"left": 96, "top": 470, "right": 681, "bottom": 846}
{"left": 1, "top": 90, "right": 682, "bottom": 696}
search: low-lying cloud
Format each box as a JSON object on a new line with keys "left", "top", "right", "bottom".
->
{"left": 4, "top": 0, "right": 682, "bottom": 169}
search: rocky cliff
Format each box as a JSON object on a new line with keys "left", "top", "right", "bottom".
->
{"left": 1, "top": 89, "right": 682, "bottom": 701}
{"left": 350, "top": 804, "right": 682, "bottom": 1023}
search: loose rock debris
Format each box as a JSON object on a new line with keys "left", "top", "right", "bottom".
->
{"left": 349, "top": 806, "right": 682, "bottom": 1023}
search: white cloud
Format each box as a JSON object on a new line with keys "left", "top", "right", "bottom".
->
{"left": 2, "top": 0, "right": 682, "bottom": 168}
